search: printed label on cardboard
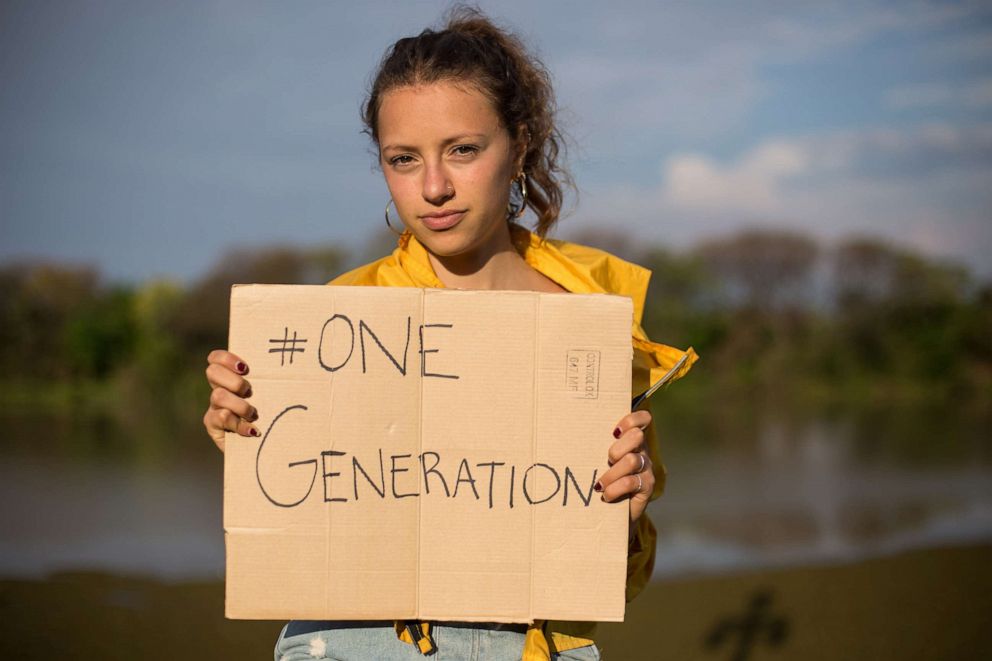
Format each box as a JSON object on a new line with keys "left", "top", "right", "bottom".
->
{"left": 566, "top": 349, "right": 601, "bottom": 399}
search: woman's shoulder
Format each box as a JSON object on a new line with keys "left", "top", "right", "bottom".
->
{"left": 525, "top": 231, "right": 652, "bottom": 300}
{"left": 546, "top": 236, "right": 639, "bottom": 271}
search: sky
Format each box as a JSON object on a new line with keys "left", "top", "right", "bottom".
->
{"left": 2, "top": 0, "right": 990, "bottom": 284}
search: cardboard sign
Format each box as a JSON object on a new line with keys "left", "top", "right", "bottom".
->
{"left": 224, "top": 285, "right": 632, "bottom": 623}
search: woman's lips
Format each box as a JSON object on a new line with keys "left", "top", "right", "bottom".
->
{"left": 419, "top": 210, "right": 465, "bottom": 231}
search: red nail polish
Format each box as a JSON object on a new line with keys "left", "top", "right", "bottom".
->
{"left": 594, "top": 481, "right": 603, "bottom": 492}
{"left": 613, "top": 427, "right": 622, "bottom": 439}
{"left": 244, "top": 386, "right": 252, "bottom": 398}
{"left": 249, "top": 427, "right": 260, "bottom": 437}
{"left": 236, "top": 361, "right": 248, "bottom": 374}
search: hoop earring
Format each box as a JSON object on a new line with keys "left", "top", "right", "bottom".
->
{"left": 384, "top": 198, "right": 404, "bottom": 236}
{"left": 507, "top": 172, "right": 528, "bottom": 219}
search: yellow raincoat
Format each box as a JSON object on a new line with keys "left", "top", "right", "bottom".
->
{"left": 327, "top": 224, "right": 697, "bottom": 659}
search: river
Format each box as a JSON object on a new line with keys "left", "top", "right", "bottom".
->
{"left": 2, "top": 402, "right": 989, "bottom": 581}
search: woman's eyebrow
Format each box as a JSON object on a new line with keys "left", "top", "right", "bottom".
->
{"left": 381, "top": 133, "right": 489, "bottom": 153}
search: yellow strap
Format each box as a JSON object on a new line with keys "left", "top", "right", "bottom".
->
{"left": 395, "top": 621, "right": 437, "bottom": 656}
{"left": 550, "top": 632, "right": 596, "bottom": 652}
{"left": 522, "top": 622, "right": 551, "bottom": 661}
{"left": 522, "top": 622, "right": 596, "bottom": 658}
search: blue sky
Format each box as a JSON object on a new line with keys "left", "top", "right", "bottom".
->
{"left": 2, "top": 0, "right": 990, "bottom": 283}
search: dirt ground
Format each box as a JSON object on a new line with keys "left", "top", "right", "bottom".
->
{"left": 2, "top": 544, "right": 989, "bottom": 660}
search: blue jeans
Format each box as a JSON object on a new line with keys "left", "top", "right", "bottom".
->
{"left": 274, "top": 621, "right": 602, "bottom": 661}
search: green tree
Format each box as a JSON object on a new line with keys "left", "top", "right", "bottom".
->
{"left": 831, "top": 238, "right": 973, "bottom": 382}
{"left": 695, "top": 229, "right": 819, "bottom": 312}
{"left": 0, "top": 263, "right": 101, "bottom": 379}
{"left": 172, "top": 245, "right": 346, "bottom": 365}
{"left": 63, "top": 287, "right": 137, "bottom": 379}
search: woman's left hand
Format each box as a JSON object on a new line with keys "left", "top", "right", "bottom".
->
{"left": 596, "top": 410, "right": 654, "bottom": 527}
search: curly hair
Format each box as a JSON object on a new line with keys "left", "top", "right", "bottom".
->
{"left": 362, "top": 6, "right": 572, "bottom": 237}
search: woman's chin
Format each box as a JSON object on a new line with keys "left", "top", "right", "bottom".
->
{"left": 412, "top": 217, "right": 514, "bottom": 264}
{"left": 419, "top": 236, "right": 472, "bottom": 259}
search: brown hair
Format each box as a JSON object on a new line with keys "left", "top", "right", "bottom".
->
{"left": 362, "top": 6, "right": 571, "bottom": 237}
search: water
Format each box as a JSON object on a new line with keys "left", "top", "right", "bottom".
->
{"left": 650, "top": 414, "right": 992, "bottom": 577}
{"left": 0, "top": 454, "right": 225, "bottom": 580}
{"left": 2, "top": 404, "right": 990, "bottom": 581}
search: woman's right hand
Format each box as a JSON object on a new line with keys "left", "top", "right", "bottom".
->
{"left": 203, "top": 349, "right": 259, "bottom": 453}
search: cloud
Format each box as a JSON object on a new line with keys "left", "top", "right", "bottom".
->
{"left": 758, "top": 0, "right": 984, "bottom": 55}
{"left": 572, "top": 123, "right": 992, "bottom": 274}
{"left": 884, "top": 78, "right": 992, "bottom": 110}
{"left": 544, "top": 0, "right": 992, "bottom": 175}
{"left": 656, "top": 123, "right": 992, "bottom": 212}
{"left": 661, "top": 141, "right": 809, "bottom": 215}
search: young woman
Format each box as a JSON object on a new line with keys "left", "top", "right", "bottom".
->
{"left": 203, "top": 9, "right": 695, "bottom": 661}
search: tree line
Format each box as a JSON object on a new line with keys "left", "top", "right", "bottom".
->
{"left": 1, "top": 229, "right": 989, "bottom": 419}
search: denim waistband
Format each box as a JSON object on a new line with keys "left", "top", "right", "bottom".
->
{"left": 284, "top": 620, "right": 530, "bottom": 637}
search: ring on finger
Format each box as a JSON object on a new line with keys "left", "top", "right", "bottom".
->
{"left": 635, "top": 473, "right": 643, "bottom": 493}
{"left": 636, "top": 453, "right": 646, "bottom": 474}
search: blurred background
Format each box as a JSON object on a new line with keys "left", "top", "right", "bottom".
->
{"left": 1, "top": 1, "right": 989, "bottom": 659}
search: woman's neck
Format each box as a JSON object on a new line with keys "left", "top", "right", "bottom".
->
{"left": 426, "top": 227, "right": 564, "bottom": 293}
{"left": 428, "top": 244, "right": 526, "bottom": 290}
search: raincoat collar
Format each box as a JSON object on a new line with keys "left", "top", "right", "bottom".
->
{"left": 393, "top": 224, "right": 653, "bottom": 326}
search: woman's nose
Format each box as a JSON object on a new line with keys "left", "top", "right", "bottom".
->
{"left": 422, "top": 164, "right": 454, "bottom": 205}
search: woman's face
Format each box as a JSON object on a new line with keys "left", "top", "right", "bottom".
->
{"left": 377, "top": 81, "right": 520, "bottom": 263}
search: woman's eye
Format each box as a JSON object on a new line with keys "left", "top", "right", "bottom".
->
{"left": 389, "top": 155, "right": 415, "bottom": 167}
{"left": 451, "top": 145, "right": 479, "bottom": 157}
